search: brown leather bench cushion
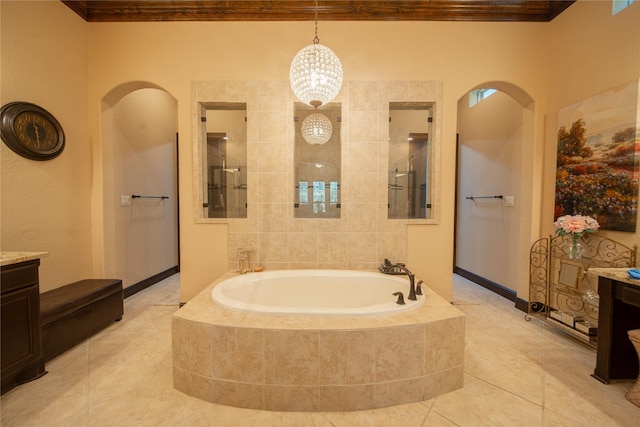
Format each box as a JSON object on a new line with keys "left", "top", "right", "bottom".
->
{"left": 40, "top": 279, "right": 123, "bottom": 361}
{"left": 40, "top": 279, "right": 122, "bottom": 326}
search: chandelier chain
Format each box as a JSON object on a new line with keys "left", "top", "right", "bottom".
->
{"left": 313, "top": 0, "right": 319, "bottom": 44}
{"left": 289, "top": 0, "right": 342, "bottom": 108}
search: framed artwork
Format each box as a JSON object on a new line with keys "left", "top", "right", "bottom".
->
{"left": 554, "top": 80, "right": 639, "bottom": 232}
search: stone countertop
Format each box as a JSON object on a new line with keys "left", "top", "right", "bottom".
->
{"left": 0, "top": 251, "right": 49, "bottom": 267}
{"left": 589, "top": 267, "right": 640, "bottom": 288}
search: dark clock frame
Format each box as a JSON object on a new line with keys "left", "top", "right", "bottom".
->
{"left": 0, "top": 102, "right": 65, "bottom": 161}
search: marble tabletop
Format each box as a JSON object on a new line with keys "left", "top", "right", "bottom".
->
{"left": 589, "top": 267, "right": 640, "bottom": 288}
{"left": 0, "top": 251, "right": 49, "bottom": 267}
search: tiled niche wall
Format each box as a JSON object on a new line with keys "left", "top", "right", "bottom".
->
{"left": 193, "top": 80, "right": 442, "bottom": 271}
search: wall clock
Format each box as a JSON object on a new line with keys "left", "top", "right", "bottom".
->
{"left": 0, "top": 102, "right": 65, "bottom": 161}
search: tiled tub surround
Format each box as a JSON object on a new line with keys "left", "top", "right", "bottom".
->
{"left": 192, "top": 80, "right": 442, "bottom": 271}
{"left": 172, "top": 271, "right": 464, "bottom": 412}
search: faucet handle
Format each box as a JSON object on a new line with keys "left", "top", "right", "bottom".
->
{"left": 392, "top": 292, "right": 405, "bottom": 305}
{"left": 416, "top": 280, "right": 423, "bottom": 296}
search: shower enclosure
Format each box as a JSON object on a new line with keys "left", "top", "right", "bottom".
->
{"left": 206, "top": 132, "right": 247, "bottom": 218}
{"left": 388, "top": 102, "right": 433, "bottom": 219}
{"left": 200, "top": 102, "right": 247, "bottom": 219}
{"left": 388, "top": 132, "right": 428, "bottom": 219}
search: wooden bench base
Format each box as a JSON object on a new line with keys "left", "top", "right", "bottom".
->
{"left": 40, "top": 279, "right": 123, "bottom": 362}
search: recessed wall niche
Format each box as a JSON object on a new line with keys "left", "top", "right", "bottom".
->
{"left": 294, "top": 103, "right": 342, "bottom": 219}
{"left": 200, "top": 103, "right": 247, "bottom": 219}
{"left": 388, "top": 102, "right": 434, "bottom": 220}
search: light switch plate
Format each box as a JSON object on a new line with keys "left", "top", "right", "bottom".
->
{"left": 504, "top": 196, "right": 515, "bottom": 207}
{"left": 121, "top": 195, "right": 131, "bottom": 206}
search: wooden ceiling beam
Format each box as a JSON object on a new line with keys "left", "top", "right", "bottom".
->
{"left": 61, "top": 1, "right": 576, "bottom": 23}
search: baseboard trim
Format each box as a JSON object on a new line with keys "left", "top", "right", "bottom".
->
{"left": 514, "top": 297, "right": 528, "bottom": 313}
{"left": 454, "top": 267, "right": 517, "bottom": 302}
{"left": 123, "top": 266, "right": 179, "bottom": 299}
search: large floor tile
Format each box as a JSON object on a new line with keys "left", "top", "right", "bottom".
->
{"left": 430, "top": 374, "right": 543, "bottom": 427}
{"left": 2, "top": 273, "right": 640, "bottom": 426}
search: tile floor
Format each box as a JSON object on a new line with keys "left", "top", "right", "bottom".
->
{"left": 2, "top": 274, "right": 639, "bottom": 426}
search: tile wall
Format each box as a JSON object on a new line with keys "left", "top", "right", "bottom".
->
{"left": 193, "top": 80, "right": 442, "bottom": 271}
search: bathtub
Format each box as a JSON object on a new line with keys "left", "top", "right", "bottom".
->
{"left": 211, "top": 269, "right": 423, "bottom": 316}
{"left": 172, "top": 269, "right": 465, "bottom": 411}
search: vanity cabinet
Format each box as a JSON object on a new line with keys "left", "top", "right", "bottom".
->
{"left": 591, "top": 273, "right": 640, "bottom": 383}
{"left": 1, "top": 257, "right": 46, "bottom": 394}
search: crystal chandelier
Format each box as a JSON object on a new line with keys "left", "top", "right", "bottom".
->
{"left": 301, "top": 113, "right": 333, "bottom": 145}
{"left": 289, "top": 0, "right": 343, "bottom": 108}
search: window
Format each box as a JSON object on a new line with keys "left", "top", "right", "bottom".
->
{"left": 313, "top": 181, "right": 326, "bottom": 214}
{"left": 298, "top": 180, "right": 339, "bottom": 214}
{"left": 468, "top": 89, "right": 497, "bottom": 107}
{"left": 329, "top": 181, "right": 339, "bottom": 205}
{"left": 299, "top": 181, "right": 309, "bottom": 204}
{"left": 613, "top": 0, "right": 634, "bottom": 15}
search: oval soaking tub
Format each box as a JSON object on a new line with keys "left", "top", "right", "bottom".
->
{"left": 211, "top": 269, "right": 423, "bottom": 316}
{"left": 172, "top": 270, "right": 465, "bottom": 412}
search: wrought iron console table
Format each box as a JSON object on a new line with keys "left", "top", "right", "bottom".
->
{"left": 526, "top": 234, "right": 637, "bottom": 348}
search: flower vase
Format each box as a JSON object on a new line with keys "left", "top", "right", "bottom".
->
{"left": 564, "top": 235, "right": 584, "bottom": 260}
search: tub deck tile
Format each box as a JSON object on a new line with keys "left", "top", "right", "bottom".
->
{"left": 172, "top": 270, "right": 465, "bottom": 411}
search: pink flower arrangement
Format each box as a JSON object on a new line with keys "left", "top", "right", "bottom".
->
{"left": 553, "top": 214, "right": 600, "bottom": 237}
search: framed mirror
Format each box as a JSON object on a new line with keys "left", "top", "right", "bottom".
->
{"left": 199, "top": 102, "right": 247, "bottom": 219}
{"left": 388, "top": 102, "right": 434, "bottom": 219}
{"left": 293, "top": 102, "right": 341, "bottom": 219}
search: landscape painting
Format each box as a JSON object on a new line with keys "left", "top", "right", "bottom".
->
{"left": 554, "top": 80, "right": 639, "bottom": 232}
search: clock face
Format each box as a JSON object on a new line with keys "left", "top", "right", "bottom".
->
{"left": 0, "top": 102, "right": 65, "bottom": 161}
{"left": 14, "top": 111, "right": 59, "bottom": 151}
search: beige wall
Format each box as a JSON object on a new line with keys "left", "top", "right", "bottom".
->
{"left": 456, "top": 91, "right": 524, "bottom": 291}
{"left": 3, "top": 0, "right": 636, "bottom": 303}
{"left": 106, "top": 88, "right": 179, "bottom": 286}
{"left": 0, "top": 1, "right": 92, "bottom": 292}
{"left": 544, "top": 0, "right": 640, "bottom": 256}
{"left": 85, "top": 19, "right": 550, "bottom": 302}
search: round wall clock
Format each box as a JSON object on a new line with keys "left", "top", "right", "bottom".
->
{"left": 0, "top": 101, "right": 65, "bottom": 161}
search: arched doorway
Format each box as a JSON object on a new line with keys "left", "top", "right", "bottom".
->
{"left": 454, "top": 82, "right": 536, "bottom": 306}
{"left": 101, "top": 82, "right": 179, "bottom": 294}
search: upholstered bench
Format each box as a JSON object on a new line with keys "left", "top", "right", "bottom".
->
{"left": 40, "top": 279, "right": 123, "bottom": 362}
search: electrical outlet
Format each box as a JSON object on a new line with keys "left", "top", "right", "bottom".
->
{"left": 121, "top": 195, "right": 130, "bottom": 206}
{"left": 504, "top": 196, "right": 515, "bottom": 207}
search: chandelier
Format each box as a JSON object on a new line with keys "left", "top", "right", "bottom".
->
{"left": 301, "top": 113, "right": 333, "bottom": 145}
{"left": 289, "top": 0, "right": 343, "bottom": 109}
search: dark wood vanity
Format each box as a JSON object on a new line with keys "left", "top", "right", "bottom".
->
{"left": 591, "top": 268, "right": 640, "bottom": 384}
{"left": 1, "top": 252, "right": 48, "bottom": 394}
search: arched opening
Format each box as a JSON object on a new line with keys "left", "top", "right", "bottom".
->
{"left": 100, "top": 82, "right": 179, "bottom": 294}
{"left": 455, "top": 81, "right": 536, "bottom": 305}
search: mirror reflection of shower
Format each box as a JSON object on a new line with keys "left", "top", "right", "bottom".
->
{"left": 293, "top": 102, "right": 342, "bottom": 219}
{"left": 388, "top": 102, "right": 433, "bottom": 219}
{"left": 201, "top": 103, "right": 247, "bottom": 218}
